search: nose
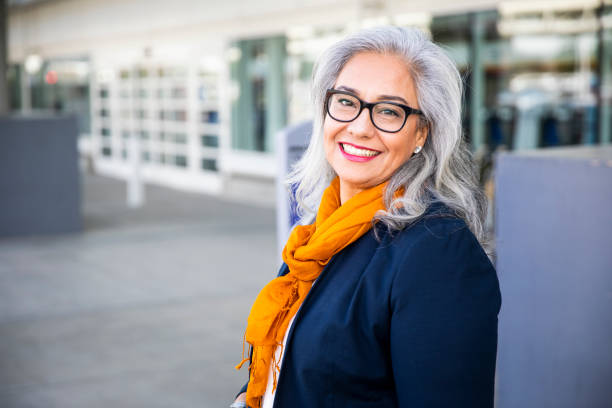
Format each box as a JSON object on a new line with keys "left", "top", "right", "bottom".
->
{"left": 346, "top": 106, "right": 375, "bottom": 138}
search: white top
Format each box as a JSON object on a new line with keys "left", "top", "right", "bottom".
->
{"left": 261, "top": 313, "right": 297, "bottom": 408}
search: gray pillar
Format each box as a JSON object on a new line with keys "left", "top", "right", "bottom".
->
{"left": 0, "top": 115, "right": 82, "bottom": 236}
{"left": 470, "top": 12, "right": 485, "bottom": 152}
{"left": 495, "top": 145, "right": 612, "bottom": 408}
{"left": 0, "top": 0, "right": 8, "bottom": 114}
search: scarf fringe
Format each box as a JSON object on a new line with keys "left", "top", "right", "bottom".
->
{"left": 235, "top": 330, "right": 251, "bottom": 370}
{"left": 271, "top": 341, "right": 283, "bottom": 392}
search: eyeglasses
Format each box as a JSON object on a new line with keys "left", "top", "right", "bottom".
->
{"left": 325, "top": 89, "right": 424, "bottom": 133}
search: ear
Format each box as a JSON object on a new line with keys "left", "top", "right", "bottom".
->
{"left": 415, "top": 123, "right": 428, "bottom": 148}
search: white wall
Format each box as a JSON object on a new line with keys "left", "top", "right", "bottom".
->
{"left": 8, "top": 0, "right": 356, "bottom": 60}
{"left": 8, "top": 0, "right": 504, "bottom": 61}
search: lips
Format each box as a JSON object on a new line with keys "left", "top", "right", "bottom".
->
{"left": 339, "top": 142, "right": 381, "bottom": 162}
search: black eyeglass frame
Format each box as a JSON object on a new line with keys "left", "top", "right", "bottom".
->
{"left": 324, "top": 89, "right": 424, "bottom": 133}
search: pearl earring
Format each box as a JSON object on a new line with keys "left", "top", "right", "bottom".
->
{"left": 414, "top": 146, "right": 422, "bottom": 154}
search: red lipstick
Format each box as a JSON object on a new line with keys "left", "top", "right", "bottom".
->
{"left": 339, "top": 142, "right": 381, "bottom": 162}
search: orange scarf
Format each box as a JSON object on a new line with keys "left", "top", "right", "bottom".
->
{"left": 236, "top": 177, "right": 387, "bottom": 408}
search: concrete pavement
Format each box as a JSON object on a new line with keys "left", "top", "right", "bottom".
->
{"left": 0, "top": 174, "right": 278, "bottom": 407}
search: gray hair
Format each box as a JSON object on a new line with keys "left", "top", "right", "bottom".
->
{"left": 287, "top": 26, "right": 488, "bottom": 244}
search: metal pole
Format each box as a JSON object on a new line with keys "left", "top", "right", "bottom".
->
{"left": 0, "top": 0, "right": 9, "bottom": 114}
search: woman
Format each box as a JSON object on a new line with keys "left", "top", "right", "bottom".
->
{"left": 231, "top": 26, "right": 500, "bottom": 408}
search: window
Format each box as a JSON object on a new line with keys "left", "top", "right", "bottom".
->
{"left": 175, "top": 155, "right": 188, "bottom": 167}
{"left": 171, "top": 87, "right": 186, "bottom": 98}
{"left": 201, "top": 158, "right": 217, "bottom": 171}
{"left": 201, "top": 111, "right": 219, "bottom": 123}
{"left": 201, "top": 134, "right": 219, "bottom": 147}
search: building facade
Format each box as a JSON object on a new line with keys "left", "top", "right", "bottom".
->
{"left": 6, "top": 0, "right": 612, "bottom": 196}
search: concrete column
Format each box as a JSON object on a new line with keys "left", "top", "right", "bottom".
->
{"left": 186, "top": 63, "right": 200, "bottom": 174}
{"left": 127, "top": 134, "right": 144, "bottom": 208}
{"left": 128, "top": 66, "right": 144, "bottom": 208}
{"left": 469, "top": 12, "right": 485, "bottom": 152}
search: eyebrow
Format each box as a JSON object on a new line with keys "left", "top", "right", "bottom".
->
{"left": 336, "top": 85, "right": 410, "bottom": 105}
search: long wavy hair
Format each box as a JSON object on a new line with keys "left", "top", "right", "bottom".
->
{"left": 287, "top": 26, "right": 488, "bottom": 244}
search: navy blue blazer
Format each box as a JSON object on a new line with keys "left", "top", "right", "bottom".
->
{"left": 239, "top": 206, "right": 501, "bottom": 407}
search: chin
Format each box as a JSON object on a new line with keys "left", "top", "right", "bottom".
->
{"left": 340, "top": 174, "right": 380, "bottom": 189}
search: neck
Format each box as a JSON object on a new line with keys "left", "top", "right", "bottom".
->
{"left": 339, "top": 181, "right": 364, "bottom": 205}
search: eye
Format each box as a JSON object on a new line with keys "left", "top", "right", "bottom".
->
{"left": 338, "top": 97, "right": 355, "bottom": 107}
{"left": 379, "top": 108, "right": 400, "bottom": 117}
{"left": 375, "top": 105, "right": 402, "bottom": 117}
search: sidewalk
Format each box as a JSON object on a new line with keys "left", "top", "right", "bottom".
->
{"left": 0, "top": 174, "right": 278, "bottom": 407}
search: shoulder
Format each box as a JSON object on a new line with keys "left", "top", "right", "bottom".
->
{"left": 379, "top": 202, "right": 481, "bottom": 261}
{"left": 376, "top": 203, "right": 497, "bottom": 290}
{"left": 377, "top": 204, "right": 500, "bottom": 315}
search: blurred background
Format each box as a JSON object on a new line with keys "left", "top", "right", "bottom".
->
{"left": 0, "top": 0, "right": 611, "bottom": 407}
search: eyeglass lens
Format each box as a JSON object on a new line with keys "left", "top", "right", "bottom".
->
{"left": 327, "top": 93, "right": 406, "bottom": 132}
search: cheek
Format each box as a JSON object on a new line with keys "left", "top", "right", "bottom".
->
{"left": 323, "top": 121, "right": 342, "bottom": 149}
{"left": 387, "top": 134, "right": 407, "bottom": 151}
{"left": 384, "top": 136, "right": 414, "bottom": 165}
{"left": 395, "top": 127, "right": 418, "bottom": 157}
{"left": 322, "top": 127, "right": 335, "bottom": 161}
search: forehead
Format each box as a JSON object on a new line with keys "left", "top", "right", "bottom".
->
{"left": 335, "top": 52, "right": 417, "bottom": 103}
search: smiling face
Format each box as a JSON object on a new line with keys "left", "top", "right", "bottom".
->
{"left": 323, "top": 52, "right": 427, "bottom": 204}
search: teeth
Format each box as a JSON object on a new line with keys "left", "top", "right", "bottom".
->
{"left": 342, "top": 143, "right": 379, "bottom": 157}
